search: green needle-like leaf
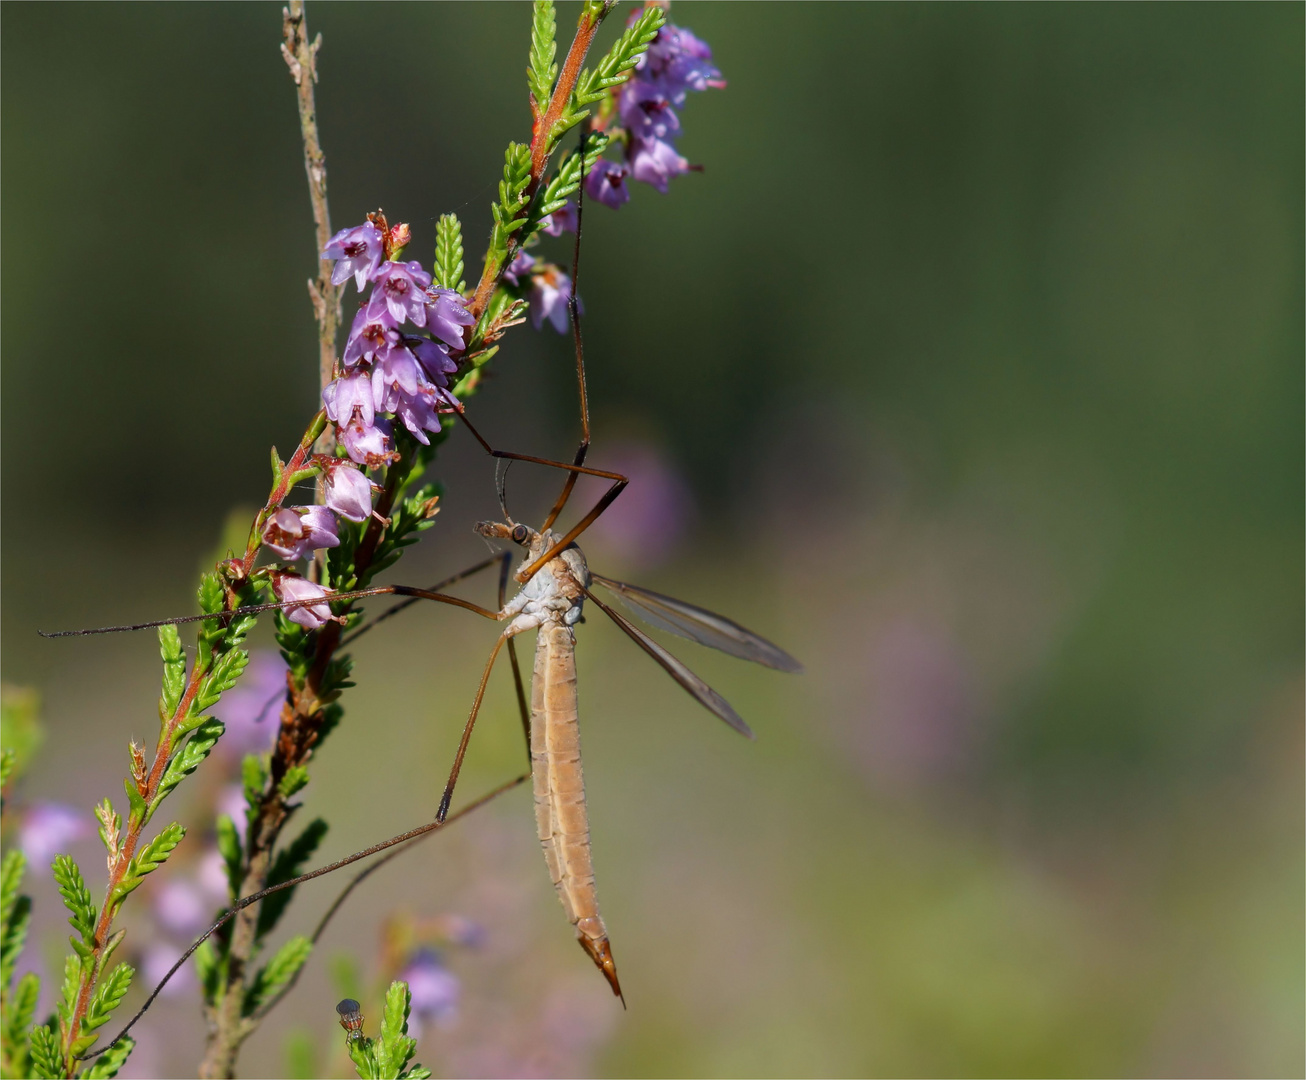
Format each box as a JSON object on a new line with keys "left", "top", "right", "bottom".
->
{"left": 243, "top": 936, "right": 312, "bottom": 1016}
{"left": 81, "top": 1035, "right": 135, "bottom": 1079}
{"left": 52, "top": 856, "right": 95, "bottom": 943}
{"left": 83, "top": 962, "right": 133, "bottom": 1033}
{"left": 256, "top": 818, "right": 328, "bottom": 939}
{"left": 527, "top": 0, "right": 557, "bottom": 109}
{"left": 433, "top": 214, "right": 466, "bottom": 293}
{"left": 28, "top": 1022, "right": 60, "bottom": 1079}
{"left": 153, "top": 718, "right": 225, "bottom": 808}
{"left": 157, "top": 625, "right": 186, "bottom": 720}
{"left": 376, "top": 981, "right": 421, "bottom": 1080}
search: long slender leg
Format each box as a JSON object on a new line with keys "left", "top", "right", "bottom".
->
{"left": 341, "top": 551, "right": 511, "bottom": 647}
{"left": 436, "top": 628, "right": 522, "bottom": 822}
{"left": 501, "top": 554, "right": 532, "bottom": 764}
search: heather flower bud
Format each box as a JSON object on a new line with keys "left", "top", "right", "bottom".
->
{"left": 322, "top": 459, "right": 374, "bottom": 522}
{"left": 272, "top": 573, "right": 333, "bottom": 630}
{"left": 322, "top": 222, "right": 384, "bottom": 291}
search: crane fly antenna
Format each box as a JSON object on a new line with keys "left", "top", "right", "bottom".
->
{"left": 496, "top": 457, "right": 514, "bottom": 522}
{"left": 72, "top": 774, "right": 528, "bottom": 1061}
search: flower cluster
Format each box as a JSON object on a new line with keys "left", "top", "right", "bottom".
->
{"left": 267, "top": 217, "right": 476, "bottom": 627}
{"left": 514, "top": 20, "right": 723, "bottom": 333}
{"left": 597, "top": 19, "right": 724, "bottom": 203}
{"left": 322, "top": 219, "right": 473, "bottom": 465}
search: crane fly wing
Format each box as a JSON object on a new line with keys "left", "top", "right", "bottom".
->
{"left": 583, "top": 588, "right": 755, "bottom": 739}
{"left": 590, "top": 573, "right": 803, "bottom": 673}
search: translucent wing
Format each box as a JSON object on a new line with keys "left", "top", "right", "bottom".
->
{"left": 583, "top": 588, "right": 755, "bottom": 738}
{"left": 590, "top": 573, "right": 803, "bottom": 673}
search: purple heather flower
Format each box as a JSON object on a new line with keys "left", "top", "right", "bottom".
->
{"left": 541, "top": 201, "right": 579, "bottom": 235}
{"left": 402, "top": 950, "right": 460, "bottom": 1037}
{"left": 390, "top": 386, "right": 447, "bottom": 444}
{"left": 409, "top": 337, "right": 457, "bottom": 385}
{"left": 585, "top": 160, "right": 631, "bottom": 209}
{"left": 154, "top": 877, "right": 210, "bottom": 937}
{"left": 273, "top": 573, "right": 333, "bottom": 630}
{"left": 323, "top": 222, "right": 385, "bottom": 291}
{"left": 217, "top": 649, "right": 287, "bottom": 754}
{"left": 19, "top": 803, "right": 89, "bottom": 865}
{"left": 322, "top": 460, "right": 374, "bottom": 522}
{"left": 424, "top": 287, "right": 475, "bottom": 351}
{"left": 217, "top": 783, "right": 248, "bottom": 827}
{"left": 503, "top": 250, "right": 536, "bottom": 287}
{"left": 261, "top": 505, "right": 340, "bottom": 561}
{"left": 619, "top": 82, "right": 680, "bottom": 142}
{"left": 343, "top": 309, "right": 402, "bottom": 369}
{"left": 529, "top": 267, "right": 575, "bottom": 334}
{"left": 629, "top": 136, "right": 690, "bottom": 194}
{"left": 367, "top": 260, "right": 433, "bottom": 328}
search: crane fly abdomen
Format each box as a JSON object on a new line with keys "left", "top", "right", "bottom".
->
{"left": 531, "top": 622, "right": 621, "bottom": 997}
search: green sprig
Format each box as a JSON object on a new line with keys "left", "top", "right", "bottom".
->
{"left": 527, "top": 0, "right": 557, "bottom": 109}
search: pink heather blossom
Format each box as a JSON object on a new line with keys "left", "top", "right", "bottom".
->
{"left": 323, "top": 369, "right": 376, "bottom": 432}
{"left": 585, "top": 160, "right": 631, "bottom": 209}
{"left": 619, "top": 82, "right": 680, "bottom": 142}
{"left": 410, "top": 337, "right": 457, "bottom": 385}
{"left": 402, "top": 951, "right": 460, "bottom": 1038}
{"left": 273, "top": 573, "right": 334, "bottom": 630}
{"left": 323, "top": 222, "right": 384, "bottom": 291}
{"left": 340, "top": 413, "right": 394, "bottom": 466}
{"left": 367, "top": 260, "right": 433, "bottom": 328}
{"left": 260, "top": 506, "right": 340, "bottom": 561}
{"left": 322, "top": 460, "right": 374, "bottom": 522}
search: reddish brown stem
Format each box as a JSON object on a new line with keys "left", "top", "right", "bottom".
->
{"left": 468, "top": 7, "right": 607, "bottom": 321}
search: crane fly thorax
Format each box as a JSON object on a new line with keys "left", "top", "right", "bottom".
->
{"left": 474, "top": 520, "right": 589, "bottom": 630}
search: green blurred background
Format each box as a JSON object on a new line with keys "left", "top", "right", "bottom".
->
{"left": 2, "top": 3, "right": 1302, "bottom": 1076}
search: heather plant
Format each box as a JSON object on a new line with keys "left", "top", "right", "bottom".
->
{"left": 0, "top": 2, "right": 723, "bottom": 1077}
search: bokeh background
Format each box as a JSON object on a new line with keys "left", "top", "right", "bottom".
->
{"left": 3, "top": 3, "right": 1302, "bottom": 1077}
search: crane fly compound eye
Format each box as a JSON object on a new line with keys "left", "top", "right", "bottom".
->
{"left": 336, "top": 998, "right": 365, "bottom": 1040}
{"left": 511, "top": 524, "right": 529, "bottom": 544}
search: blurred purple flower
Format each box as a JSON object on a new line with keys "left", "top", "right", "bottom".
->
{"left": 588, "top": 441, "right": 695, "bottom": 569}
{"left": 637, "top": 22, "right": 725, "bottom": 103}
{"left": 217, "top": 783, "right": 248, "bottom": 829}
{"left": 260, "top": 505, "right": 339, "bottom": 562}
{"left": 141, "top": 942, "right": 195, "bottom": 999}
{"left": 629, "top": 136, "right": 690, "bottom": 194}
{"left": 402, "top": 950, "right": 460, "bottom": 1037}
{"left": 529, "top": 267, "right": 575, "bottom": 334}
{"left": 619, "top": 83, "right": 680, "bottom": 142}
{"left": 19, "top": 803, "right": 89, "bottom": 865}
{"left": 503, "top": 250, "right": 536, "bottom": 287}
{"left": 153, "top": 878, "right": 210, "bottom": 937}
{"left": 585, "top": 160, "right": 631, "bottom": 209}
{"left": 217, "top": 650, "right": 286, "bottom": 755}
{"left": 273, "top": 573, "right": 333, "bottom": 630}
{"left": 424, "top": 287, "right": 475, "bottom": 351}
{"left": 197, "top": 849, "right": 230, "bottom": 901}
{"left": 323, "top": 222, "right": 384, "bottom": 291}
{"left": 540, "top": 202, "right": 578, "bottom": 235}
{"left": 367, "top": 261, "right": 432, "bottom": 328}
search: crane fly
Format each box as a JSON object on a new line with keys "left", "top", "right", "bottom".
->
{"left": 47, "top": 130, "right": 799, "bottom": 1052}
{"left": 435, "top": 511, "right": 802, "bottom": 997}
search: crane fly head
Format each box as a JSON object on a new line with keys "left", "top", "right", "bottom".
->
{"left": 475, "top": 519, "right": 539, "bottom": 549}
